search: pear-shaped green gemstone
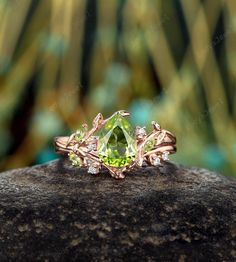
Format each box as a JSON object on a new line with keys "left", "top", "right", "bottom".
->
{"left": 98, "top": 113, "right": 136, "bottom": 167}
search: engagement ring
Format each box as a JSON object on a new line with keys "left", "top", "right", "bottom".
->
{"left": 54, "top": 110, "right": 176, "bottom": 179}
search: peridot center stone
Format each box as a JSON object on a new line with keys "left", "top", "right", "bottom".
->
{"left": 97, "top": 113, "right": 136, "bottom": 167}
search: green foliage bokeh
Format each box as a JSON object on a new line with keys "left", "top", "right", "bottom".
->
{"left": 0, "top": 0, "right": 235, "bottom": 177}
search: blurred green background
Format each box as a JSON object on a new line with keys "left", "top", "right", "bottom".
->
{"left": 0, "top": 0, "right": 235, "bottom": 176}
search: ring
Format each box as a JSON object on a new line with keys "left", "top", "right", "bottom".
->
{"left": 54, "top": 110, "right": 176, "bottom": 179}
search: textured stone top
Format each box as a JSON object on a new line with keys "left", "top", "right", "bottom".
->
{"left": 0, "top": 159, "right": 236, "bottom": 261}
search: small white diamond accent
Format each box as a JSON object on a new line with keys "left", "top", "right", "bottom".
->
{"left": 88, "top": 166, "right": 99, "bottom": 174}
{"left": 162, "top": 152, "right": 169, "bottom": 161}
{"left": 136, "top": 127, "right": 146, "bottom": 136}
{"left": 153, "top": 157, "right": 161, "bottom": 166}
{"left": 87, "top": 143, "right": 97, "bottom": 151}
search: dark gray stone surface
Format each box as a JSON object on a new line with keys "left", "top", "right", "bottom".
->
{"left": 0, "top": 159, "right": 236, "bottom": 261}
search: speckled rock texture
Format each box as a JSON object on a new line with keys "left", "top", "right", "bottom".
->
{"left": 0, "top": 159, "right": 236, "bottom": 262}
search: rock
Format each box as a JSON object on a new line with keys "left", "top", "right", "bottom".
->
{"left": 0, "top": 159, "right": 236, "bottom": 262}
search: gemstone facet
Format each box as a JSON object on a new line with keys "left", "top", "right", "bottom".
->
{"left": 97, "top": 113, "right": 136, "bottom": 167}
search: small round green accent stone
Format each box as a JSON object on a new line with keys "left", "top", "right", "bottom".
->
{"left": 144, "top": 139, "right": 156, "bottom": 152}
{"left": 68, "top": 152, "right": 81, "bottom": 166}
{"left": 74, "top": 128, "right": 85, "bottom": 142}
{"left": 97, "top": 113, "right": 136, "bottom": 167}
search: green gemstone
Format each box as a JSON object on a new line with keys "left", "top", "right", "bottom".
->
{"left": 74, "top": 127, "right": 86, "bottom": 142}
{"left": 97, "top": 113, "right": 136, "bottom": 167}
{"left": 68, "top": 152, "right": 81, "bottom": 166}
{"left": 144, "top": 139, "right": 156, "bottom": 152}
